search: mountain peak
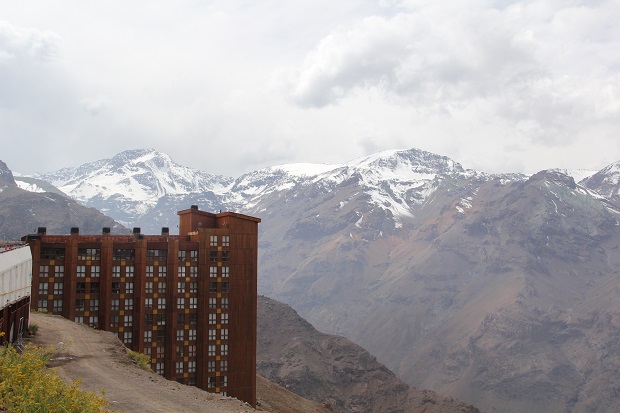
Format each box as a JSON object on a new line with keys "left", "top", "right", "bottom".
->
{"left": 0, "top": 160, "right": 16, "bottom": 187}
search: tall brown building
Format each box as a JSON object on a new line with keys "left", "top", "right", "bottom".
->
{"left": 25, "top": 206, "right": 260, "bottom": 406}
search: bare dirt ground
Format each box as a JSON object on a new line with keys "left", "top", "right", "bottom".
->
{"left": 30, "top": 313, "right": 257, "bottom": 413}
{"left": 29, "top": 312, "right": 331, "bottom": 413}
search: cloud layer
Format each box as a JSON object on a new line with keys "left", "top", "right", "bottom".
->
{"left": 1, "top": 0, "right": 619, "bottom": 177}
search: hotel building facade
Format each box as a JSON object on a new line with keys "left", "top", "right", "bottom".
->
{"left": 25, "top": 206, "right": 260, "bottom": 406}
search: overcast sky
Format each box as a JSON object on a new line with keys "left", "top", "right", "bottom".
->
{"left": 1, "top": 0, "right": 619, "bottom": 177}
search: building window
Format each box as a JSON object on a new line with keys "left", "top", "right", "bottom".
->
{"left": 189, "top": 282, "right": 198, "bottom": 293}
{"left": 177, "top": 298, "right": 185, "bottom": 310}
{"left": 111, "top": 299, "right": 120, "bottom": 310}
{"left": 188, "top": 345, "right": 196, "bottom": 357}
{"left": 144, "top": 331, "right": 152, "bottom": 343}
{"left": 110, "top": 315, "right": 119, "bottom": 327}
{"left": 89, "top": 316, "right": 98, "bottom": 328}
{"left": 208, "top": 376, "right": 216, "bottom": 389}
{"left": 208, "top": 345, "right": 216, "bottom": 357}
{"left": 55, "top": 265, "right": 64, "bottom": 277}
{"left": 176, "top": 361, "right": 184, "bottom": 374}
{"left": 78, "top": 248, "right": 100, "bottom": 261}
{"left": 209, "top": 251, "right": 217, "bottom": 262}
{"left": 90, "top": 265, "right": 100, "bottom": 277}
{"left": 126, "top": 266, "right": 134, "bottom": 277}
{"left": 125, "top": 298, "right": 133, "bottom": 310}
{"left": 209, "top": 314, "right": 217, "bottom": 325}
{"left": 157, "top": 282, "right": 166, "bottom": 294}
{"left": 145, "top": 314, "right": 153, "bottom": 326}
{"left": 221, "top": 267, "right": 229, "bottom": 278}
{"left": 159, "top": 266, "right": 167, "bottom": 277}
{"left": 221, "top": 297, "right": 229, "bottom": 309}
{"left": 209, "top": 235, "right": 217, "bottom": 246}
{"left": 208, "top": 360, "right": 216, "bottom": 372}
{"left": 189, "top": 250, "right": 198, "bottom": 262}
{"left": 209, "top": 267, "right": 217, "bottom": 277}
{"left": 221, "top": 344, "right": 228, "bottom": 356}
{"left": 178, "top": 266, "right": 186, "bottom": 278}
{"left": 124, "top": 315, "right": 132, "bottom": 327}
{"left": 125, "top": 282, "right": 134, "bottom": 294}
{"left": 221, "top": 328, "right": 228, "bottom": 340}
{"left": 188, "top": 329, "right": 196, "bottom": 341}
{"left": 112, "top": 282, "right": 121, "bottom": 294}
{"left": 53, "top": 282, "right": 63, "bottom": 295}
{"left": 145, "top": 298, "right": 153, "bottom": 310}
{"left": 147, "top": 249, "right": 167, "bottom": 261}
{"left": 176, "top": 345, "right": 184, "bottom": 357}
{"left": 156, "top": 330, "right": 165, "bottom": 343}
{"left": 189, "top": 297, "right": 198, "bottom": 309}
{"left": 221, "top": 251, "right": 230, "bottom": 262}
{"left": 156, "top": 346, "right": 165, "bottom": 358}
{"left": 188, "top": 360, "right": 196, "bottom": 373}
{"left": 39, "top": 265, "right": 49, "bottom": 277}
{"left": 124, "top": 331, "right": 132, "bottom": 344}
{"left": 146, "top": 266, "right": 154, "bottom": 277}
{"left": 221, "top": 375, "right": 228, "bottom": 387}
{"left": 221, "top": 313, "right": 229, "bottom": 324}
{"left": 76, "top": 266, "right": 86, "bottom": 277}
{"left": 176, "top": 330, "right": 184, "bottom": 341}
{"left": 38, "top": 299, "right": 48, "bottom": 311}
{"left": 40, "top": 248, "right": 65, "bottom": 260}
{"left": 113, "top": 249, "right": 134, "bottom": 261}
{"left": 222, "top": 235, "right": 229, "bottom": 247}
{"left": 178, "top": 250, "right": 186, "bottom": 262}
{"left": 76, "top": 282, "right": 85, "bottom": 294}
{"left": 220, "top": 360, "right": 228, "bottom": 372}
{"left": 145, "top": 282, "right": 153, "bottom": 294}
{"left": 178, "top": 282, "right": 186, "bottom": 293}
{"left": 208, "top": 297, "right": 217, "bottom": 309}
{"left": 209, "top": 282, "right": 218, "bottom": 293}
{"left": 75, "top": 316, "right": 84, "bottom": 324}
{"left": 189, "top": 266, "right": 198, "bottom": 278}
{"left": 221, "top": 282, "right": 229, "bottom": 294}
{"left": 189, "top": 313, "right": 198, "bottom": 325}
{"left": 112, "top": 266, "right": 121, "bottom": 277}
{"left": 156, "top": 363, "right": 164, "bottom": 375}
{"left": 90, "top": 282, "right": 100, "bottom": 294}
{"left": 177, "top": 313, "right": 185, "bottom": 324}
{"left": 157, "top": 298, "right": 166, "bottom": 310}
{"left": 75, "top": 299, "right": 85, "bottom": 311}
{"left": 208, "top": 329, "right": 216, "bottom": 341}
{"left": 157, "top": 314, "right": 166, "bottom": 326}
{"left": 90, "top": 299, "right": 99, "bottom": 311}
{"left": 38, "top": 282, "right": 49, "bottom": 295}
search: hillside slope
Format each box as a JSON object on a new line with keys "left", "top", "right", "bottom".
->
{"left": 257, "top": 296, "right": 483, "bottom": 413}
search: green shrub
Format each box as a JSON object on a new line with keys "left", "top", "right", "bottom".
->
{"left": 0, "top": 343, "right": 110, "bottom": 412}
{"left": 127, "top": 349, "right": 153, "bottom": 372}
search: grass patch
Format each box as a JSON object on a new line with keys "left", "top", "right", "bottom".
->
{"left": 0, "top": 343, "right": 110, "bottom": 412}
{"left": 127, "top": 349, "right": 153, "bottom": 372}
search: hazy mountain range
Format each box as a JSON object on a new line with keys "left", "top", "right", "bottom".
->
{"left": 5, "top": 147, "right": 620, "bottom": 412}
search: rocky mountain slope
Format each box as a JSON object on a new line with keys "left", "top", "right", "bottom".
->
{"left": 25, "top": 148, "right": 620, "bottom": 412}
{"left": 257, "top": 296, "right": 482, "bottom": 413}
{"left": 0, "top": 160, "right": 127, "bottom": 239}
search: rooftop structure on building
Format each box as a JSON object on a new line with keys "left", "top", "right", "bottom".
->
{"left": 24, "top": 206, "right": 261, "bottom": 406}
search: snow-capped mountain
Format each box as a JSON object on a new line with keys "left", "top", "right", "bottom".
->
{"left": 15, "top": 147, "right": 620, "bottom": 412}
{"left": 36, "top": 149, "right": 233, "bottom": 227}
{"left": 581, "top": 160, "right": 620, "bottom": 206}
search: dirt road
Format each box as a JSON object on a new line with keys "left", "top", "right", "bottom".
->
{"left": 30, "top": 313, "right": 258, "bottom": 413}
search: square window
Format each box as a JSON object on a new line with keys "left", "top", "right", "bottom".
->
{"left": 53, "top": 282, "right": 63, "bottom": 295}
{"left": 209, "top": 267, "right": 217, "bottom": 277}
{"left": 76, "top": 282, "right": 85, "bottom": 294}
{"left": 75, "top": 299, "right": 85, "bottom": 311}
{"left": 126, "top": 266, "right": 134, "bottom": 277}
{"left": 76, "top": 266, "right": 86, "bottom": 277}
{"left": 145, "top": 314, "right": 153, "bottom": 326}
{"left": 39, "top": 282, "right": 49, "bottom": 295}
{"left": 157, "top": 313, "right": 166, "bottom": 326}
{"left": 38, "top": 299, "right": 48, "bottom": 311}
{"left": 90, "top": 299, "right": 99, "bottom": 311}
{"left": 209, "top": 251, "right": 218, "bottom": 262}
{"left": 221, "top": 251, "right": 230, "bottom": 262}
{"left": 157, "top": 298, "right": 166, "bottom": 309}
{"left": 112, "top": 282, "right": 121, "bottom": 294}
{"left": 90, "top": 282, "right": 100, "bottom": 294}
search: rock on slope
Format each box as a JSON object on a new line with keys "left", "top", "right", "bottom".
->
{"left": 257, "top": 296, "right": 482, "bottom": 413}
